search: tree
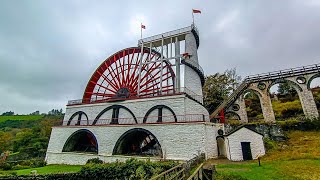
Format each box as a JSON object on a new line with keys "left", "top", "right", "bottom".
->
{"left": 203, "top": 68, "right": 241, "bottom": 113}
{"left": 278, "top": 82, "right": 297, "bottom": 96}
{"left": 0, "top": 131, "right": 13, "bottom": 153}
{"left": 1, "top": 111, "right": 14, "bottom": 116}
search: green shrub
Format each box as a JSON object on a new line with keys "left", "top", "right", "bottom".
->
{"left": 0, "top": 162, "right": 13, "bottom": 170}
{"left": 86, "top": 158, "right": 103, "bottom": 164}
{"left": 80, "top": 158, "right": 177, "bottom": 179}
{"left": 263, "top": 138, "right": 278, "bottom": 151}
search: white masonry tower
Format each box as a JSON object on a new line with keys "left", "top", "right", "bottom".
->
{"left": 45, "top": 24, "right": 217, "bottom": 165}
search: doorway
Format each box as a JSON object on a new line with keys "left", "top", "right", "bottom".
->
{"left": 241, "top": 142, "right": 252, "bottom": 160}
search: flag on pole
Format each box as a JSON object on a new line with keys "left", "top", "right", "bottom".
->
{"left": 192, "top": 9, "right": 201, "bottom": 14}
{"left": 140, "top": 23, "right": 146, "bottom": 39}
{"left": 192, "top": 9, "right": 201, "bottom": 24}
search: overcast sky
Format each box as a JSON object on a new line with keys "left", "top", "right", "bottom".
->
{"left": 1, "top": 0, "right": 320, "bottom": 114}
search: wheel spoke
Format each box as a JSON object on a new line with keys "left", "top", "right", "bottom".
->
{"left": 83, "top": 47, "right": 175, "bottom": 101}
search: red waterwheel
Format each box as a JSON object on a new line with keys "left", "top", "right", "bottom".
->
{"left": 83, "top": 47, "right": 175, "bottom": 103}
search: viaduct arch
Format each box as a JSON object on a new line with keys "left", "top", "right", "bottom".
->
{"left": 212, "top": 63, "right": 320, "bottom": 122}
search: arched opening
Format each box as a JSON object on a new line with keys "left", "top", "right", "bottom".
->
{"left": 243, "top": 91, "right": 263, "bottom": 122}
{"left": 113, "top": 128, "right": 162, "bottom": 157}
{"left": 225, "top": 111, "right": 241, "bottom": 122}
{"left": 143, "top": 105, "right": 177, "bottom": 123}
{"left": 67, "top": 111, "right": 89, "bottom": 126}
{"left": 216, "top": 136, "right": 226, "bottom": 158}
{"left": 308, "top": 75, "right": 320, "bottom": 112}
{"left": 269, "top": 81, "right": 304, "bottom": 119}
{"left": 93, "top": 105, "right": 137, "bottom": 125}
{"left": 62, "top": 129, "right": 98, "bottom": 154}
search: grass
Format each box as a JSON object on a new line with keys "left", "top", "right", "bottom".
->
{"left": 0, "top": 165, "right": 82, "bottom": 175}
{"left": 215, "top": 131, "right": 320, "bottom": 180}
{"left": 0, "top": 115, "right": 44, "bottom": 123}
{"left": 263, "top": 131, "right": 320, "bottom": 161}
{"left": 216, "top": 159, "right": 320, "bottom": 180}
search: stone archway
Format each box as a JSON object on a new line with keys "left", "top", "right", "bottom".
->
{"left": 62, "top": 129, "right": 98, "bottom": 154}
{"left": 225, "top": 111, "right": 241, "bottom": 121}
{"left": 113, "top": 128, "right": 162, "bottom": 157}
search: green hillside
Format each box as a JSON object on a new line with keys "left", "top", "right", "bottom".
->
{"left": 0, "top": 115, "right": 44, "bottom": 123}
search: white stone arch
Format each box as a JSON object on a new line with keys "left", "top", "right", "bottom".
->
{"left": 242, "top": 86, "right": 275, "bottom": 122}
{"left": 307, "top": 73, "right": 320, "bottom": 90}
{"left": 112, "top": 128, "right": 163, "bottom": 157}
{"left": 62, "top": 129, "right": 98, "bottom": 154}
{"left": 267, "top": 78, "right": 303, "bottom": 94}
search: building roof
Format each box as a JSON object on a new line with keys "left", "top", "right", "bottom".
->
{"left": 225, "top": 125, "right": 264, "bottom": 137}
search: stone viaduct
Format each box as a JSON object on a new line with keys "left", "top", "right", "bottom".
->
{"left": 211, "top": 63, "right": 320, "bottom": 122}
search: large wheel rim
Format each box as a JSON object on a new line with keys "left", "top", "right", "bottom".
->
{"left": 83, "top": 47, "right": 175, "bottom": 103}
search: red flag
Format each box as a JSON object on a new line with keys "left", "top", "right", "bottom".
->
{"left": 192, "top": 9, "right": 201, "bottom": 14}
{"left": 141, "top": 24, "right": 146, "bottom": 29}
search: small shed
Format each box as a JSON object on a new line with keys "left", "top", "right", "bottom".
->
{"left": 223, "top": 126, "right": 265, "bottom": 161}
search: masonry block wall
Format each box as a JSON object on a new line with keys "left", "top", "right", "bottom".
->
{"left": 46, "top": 122, "right": 219, "bottom": 165}
{"left": 64, "top": 94, "right": 210, "bottom": 125}
{"left": 225, "top": 128, "right": 265, "bottom": 161}
{"left": 184, "top": 33, "right": 203, "bottom": 102}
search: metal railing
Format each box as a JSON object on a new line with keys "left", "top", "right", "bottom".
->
{"left": 138, "top": 26, "right": 193, "bottom": 46}
{"left": 63, "top": 113, "right": 208, "bottom": 126}
{"left": 244, "top": 63, "right": 320, "bottom": 83}
{"left": 67, "top": 87, "right": 203, "bottom": 106}
{"left": 210, "top": 81, "right": 249, "bottom": 118}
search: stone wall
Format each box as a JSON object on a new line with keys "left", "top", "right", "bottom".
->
{"left": 224, "top": 124, "right": 286, "bottom": 141}
{"left": 64, "top": 94, "right": 209, "bottom": 125}
{"left": 46, "top": 122, "right": 219, "bottom": 165}
{"left": 225, "top": 128, "right": 265, "bottom": 161}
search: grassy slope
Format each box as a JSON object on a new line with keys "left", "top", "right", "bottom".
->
{"left": 1, "top": 165, "right": 82, "bottom": 175}
{"left": 216, "top": 131, "right": 320, "bottom": 180}
{"left": 0, "top": 115, "right": 44, "bottom": 123}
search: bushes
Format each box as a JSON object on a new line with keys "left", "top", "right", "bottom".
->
{"left": 0, "top": 158, "right": 46, "bottom": 171}
{"left": 277, "top": 118, "right": 320, "bottom": 131}
{"left": 263, "top": 138, "right": 280, "bottom": 151}
{"left": 86, "top": 158, "right": 103, "bottom": 164}
{"left": 80, "top": 158, "right": 177, "bottom": 179}
{"left": 0, "top": 159, "right": 178, "bottom": 179}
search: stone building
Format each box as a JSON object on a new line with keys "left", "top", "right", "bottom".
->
{"left": 45, "top": 24, "right": 266, "bottom": 165}
{"left": 217, "top": 126, "right": 265, "bottom": 161}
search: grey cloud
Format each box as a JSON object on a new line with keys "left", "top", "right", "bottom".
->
{"left": 1, "top": 0, "right": 320, "bottom": 114}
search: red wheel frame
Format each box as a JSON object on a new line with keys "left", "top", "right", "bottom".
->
{"left": 83, "top": 47, "right": 175, "bottom": 103}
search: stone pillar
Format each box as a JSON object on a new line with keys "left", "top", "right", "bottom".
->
{"left": 247, "top": 82, "right": 276, "bottom": 123}
{"left": 297, "top": 86, "right": 319, "bottom": 118}
{"left": 184, "top": 33, "right": 203, "bottom": 101}
{"left": 287, "top": 76, "right": 319, "bottom": 119}
{"left": 260, "top": 91, "right": 276, "bottom": 122}
{"left": 229, "top": 97, "right": 248, "bottom": 123}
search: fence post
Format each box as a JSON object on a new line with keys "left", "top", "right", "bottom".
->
{"left": 211, "top": 165, "right": 216, "bottom": 180}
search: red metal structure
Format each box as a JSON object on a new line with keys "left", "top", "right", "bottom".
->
{"left": 83, "top": 47, "right": 175, "bottom": 103}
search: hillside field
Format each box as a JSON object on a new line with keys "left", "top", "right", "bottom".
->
{"left": 215, "top": 131, "right": 320, "bottom": 180}
{"left": 0, "top": 115, "right": 44, "bottom": 123}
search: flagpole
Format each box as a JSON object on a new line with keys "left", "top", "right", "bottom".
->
{"left": 140, "top": 23, "right": 142, "bottom": 39}
{"left": 192, "top": 10, "right": 194, "bottom": 25}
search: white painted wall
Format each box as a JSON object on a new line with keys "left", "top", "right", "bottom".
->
{"left": 63, "top": 94, "right": 209, "bottom": 125}
{"left": 225, "top": 128, "right": 265, "bottom": 161}
{"left": 45, "top": 122, "right": 219, "bottom": 165}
